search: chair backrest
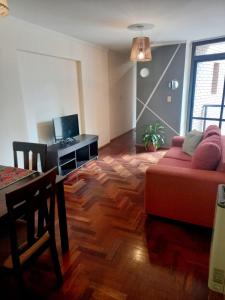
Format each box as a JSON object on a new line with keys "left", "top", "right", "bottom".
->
{"left": 5, "top": 168, "right": 56, "bottom": 265}
{"left": 13, "top": 141, "right": 47, "bottom": 172}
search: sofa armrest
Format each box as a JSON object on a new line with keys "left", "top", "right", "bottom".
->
{"left": 145, "top": 165, "right": 225, "bottom": 227}
{"left": 171, "top": 136, "right": 184, "bottom": 147}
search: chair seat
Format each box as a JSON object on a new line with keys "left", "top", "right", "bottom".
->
{"left": 1, "top": 168, "right": 62, "bottom": 288}
{"left": 0, "top": 220, "right": 50, "bottom": 269}
{"left": 4, "top": 233, "right": 50, "bottom": 269}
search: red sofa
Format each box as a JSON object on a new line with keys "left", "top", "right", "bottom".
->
{"left": 144, "top": 127, "right": 225, "bottom": 227}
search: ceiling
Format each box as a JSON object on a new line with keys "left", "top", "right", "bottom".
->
{"left": 8, "top": 0, "right": 225, "bottom": 52}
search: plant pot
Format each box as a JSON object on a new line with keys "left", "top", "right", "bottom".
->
{"left": 147, "top": 144, "right": 157, "bottom": 152}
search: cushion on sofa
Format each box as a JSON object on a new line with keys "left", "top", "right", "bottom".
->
{"left": 182, "top": 130, "right": 203, "bottom": 156}
{"left": 203, "top": 125, "right": 221, "bottom": 139}
{"left": 202, "top": 134, "right": 221, "bottom": 146}
{"left": 192, "top": 135, "right": 221, "bottom": 170}
{"left": 158, "top": 157, "right": 192, "bottom": 169}
{"left": 165, "top": 147, "right": 192, "bottom": 161}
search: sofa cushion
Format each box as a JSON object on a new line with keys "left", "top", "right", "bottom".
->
{"left": 182, "top": 130, "right": 203, "bottom": 156}
{"left": 202, "top": 134, "right": 221, "bottom": 146}
{"left": 165, "top": 147, "right": 192, "bottom": 162}
{"left": 203, "top": 125, "right": 221, "bottom": 139}
{"left": 158, "top": 157, "right": 192, "bottom": 168}
{"left": 192, "top": 135, "right": 221, "bottom": 170}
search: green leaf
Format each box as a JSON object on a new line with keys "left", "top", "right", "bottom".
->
{"left": 142, "top": 122, "right": 165, "bottom": 149}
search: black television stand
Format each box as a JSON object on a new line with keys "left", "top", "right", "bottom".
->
{"left": 47, "top": 134, "right": 98, "bottom": 176}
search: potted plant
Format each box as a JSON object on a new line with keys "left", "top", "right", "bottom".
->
{"left": 142, "top": 123, "right": 165, "bottom": 151}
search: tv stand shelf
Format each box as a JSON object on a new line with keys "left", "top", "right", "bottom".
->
{"left": 47, "top": 134, "right": 98, "bottom": 176}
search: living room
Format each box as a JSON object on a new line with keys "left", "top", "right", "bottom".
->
{"left": 0, "top": 0, "right": 225, "bottom": 299}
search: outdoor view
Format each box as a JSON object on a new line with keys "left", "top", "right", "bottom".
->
{"left": 191, "top": 41, "right": 225, "bottom": 134}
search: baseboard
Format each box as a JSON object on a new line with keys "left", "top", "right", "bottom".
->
{"left": 99, "top": 142, "right": 110, "bottom": 150}
{"left": 99, "top": 129, "right": 135, "bottom": 150}
{"left": 135, "top": 143, "right": 169, "bottom": 150}
{"left": 110, "top": 128, "right": 135, "bottom": 142}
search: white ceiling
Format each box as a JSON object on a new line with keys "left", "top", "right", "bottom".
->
{"left": 8, "top": 0, "right": 225, "bottom": 51}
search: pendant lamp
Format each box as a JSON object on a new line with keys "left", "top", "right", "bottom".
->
{"left": 128, "top": 23, "right": 154, "bottom": 62}
{"left": 0, "top": 0, "right": 9, "bottom": 16}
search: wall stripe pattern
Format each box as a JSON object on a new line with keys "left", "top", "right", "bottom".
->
{"left": 136, "top": 43, "right": 186, "bottom": 146}
{"left": 136, "top": 44, "right": 181, "bottom": 124}
{"left": 137, "top": 97, "right": 179, "bottom": 135}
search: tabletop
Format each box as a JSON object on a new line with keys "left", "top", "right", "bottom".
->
{"left": 0, "top": 166, "right": 64, "bottom": 217}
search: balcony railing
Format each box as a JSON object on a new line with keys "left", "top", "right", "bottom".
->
{"left": 200, "top": 104, "right": 225, "bottom": 130}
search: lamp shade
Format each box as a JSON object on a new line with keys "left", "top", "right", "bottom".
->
{"left": 130, "top": 37, "right": 152, "bottom": 62}
{"left": 0, "top": 0, "right": 9, "bottom": 16}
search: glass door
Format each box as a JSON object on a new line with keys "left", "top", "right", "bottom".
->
{"left": 189, "top": 39, "right": 225, "bottom": 134}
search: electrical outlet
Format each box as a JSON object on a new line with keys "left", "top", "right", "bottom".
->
{"left": 167, "top": 96, "right": 172, "bottom": 103}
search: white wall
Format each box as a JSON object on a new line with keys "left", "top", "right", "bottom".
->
{"left": 108, "top": 51, "right": 136, "bottom": 140}
{"left": 17, "top": 51, "right": 80, "bottom": 145}
{"left": 180, "top": 42, "right": 192, "bottom": 135}
{"left": 0, "top": 16, "right": 110, "bottom": 165}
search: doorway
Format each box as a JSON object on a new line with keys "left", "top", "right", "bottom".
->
{"left": 189, "top": 39, "right": 225, "bottom": 133}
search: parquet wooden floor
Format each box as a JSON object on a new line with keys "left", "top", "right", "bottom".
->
{"left": 0, "top": 130, "right": 223, "bottom": 300}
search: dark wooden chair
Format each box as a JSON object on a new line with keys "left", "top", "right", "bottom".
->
{"left": 0, "top": 168, "right": 63, "bottom": 292}
{"left": 13, "top": 141, "right": 47, "bottom": 172}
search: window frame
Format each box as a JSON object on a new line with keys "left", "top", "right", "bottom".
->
{"left": 187, "top": 37, "right": 225, "bottom": 131}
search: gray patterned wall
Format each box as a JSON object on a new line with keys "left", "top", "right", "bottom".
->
{"left": 136, "top": 43, "right": 186, "bottom": 147}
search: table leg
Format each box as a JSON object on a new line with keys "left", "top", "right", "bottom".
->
{"left": 56, "top": 181, "right": 69, "bottom": 253}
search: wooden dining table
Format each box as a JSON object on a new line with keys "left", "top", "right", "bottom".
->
{"left": 0, "top": 166, "right": 69, "bottom": 253}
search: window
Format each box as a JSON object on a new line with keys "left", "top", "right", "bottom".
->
{"left": 189, "top": 38, "right": 225, "bottom": 133}
{"left": 195, "top": 41, "right": 225, "bottom": 56}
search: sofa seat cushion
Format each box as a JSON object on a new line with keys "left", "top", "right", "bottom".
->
{"left": 158, "top": 157, "right": 192, "bottom": 168}
{"left": 192, "top": 135, "right": 221, "bottom": 170}
{"left": 165, "top": 147, "right": 192, "bottom": 162}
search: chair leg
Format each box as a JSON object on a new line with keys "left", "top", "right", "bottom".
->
{"left": 49, "top": 239, "right": 63, "bottom": 286}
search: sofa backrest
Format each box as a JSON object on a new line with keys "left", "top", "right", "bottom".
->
{"left": 217, "top": 135, "right": 225, "bottom": 172}
{"left": 190, "top": 125, "right": 224, "bottom": 171}
{"left": 203, "top": 125, "right": 221, "bottom": 139}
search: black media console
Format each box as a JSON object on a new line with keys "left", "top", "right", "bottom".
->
{"left": 47, "top": 134, "right": 98, "bottom": 176}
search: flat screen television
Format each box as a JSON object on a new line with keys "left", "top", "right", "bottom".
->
{"left": 53, "top": 114, "right": 79, "bottom": 142}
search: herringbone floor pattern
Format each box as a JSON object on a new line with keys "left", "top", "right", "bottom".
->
{"left": 0, "top": 131, "right": 222, "bottom": 300}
